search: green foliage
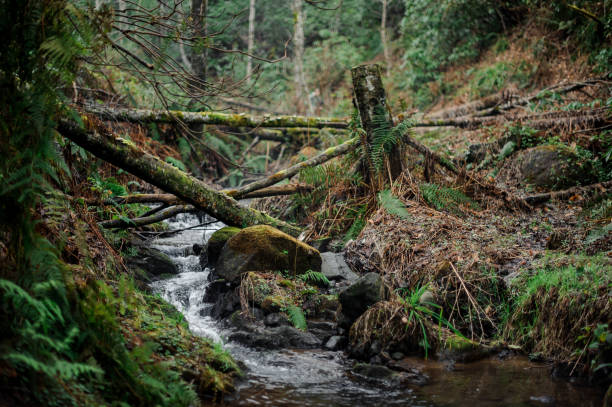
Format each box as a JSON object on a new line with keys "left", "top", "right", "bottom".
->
{"left": 287, "top": 305, "right": 308, "bottom": 331}
{"left": 299, "top": 270, "right": 330, "bottom": 287}
{"left": 377, "top": 189, "right": 410, "bottom": 219}
{"left": 398, "top": 285, "right": 463, "bottom": 358}
{"left": 370, "top": 107, "right": 414, "bottom": 172}
{"left": 420, "top": 183, "right": 479, "bottom": 215}
{"left": 343, "top": 205, "right": 367, "bottom": 243}
{"left": 165, "top": 156, "right": 187, "bottom": 172}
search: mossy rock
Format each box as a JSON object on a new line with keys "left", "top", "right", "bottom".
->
{"left": 126, "top": 246, "right": 178, "bottom": 282}
{"left": 216, "top": 225, "right": 321, "bottom": 283}
{"left": 439, "top": 334, "right": 497, "bottom": 362}
{"left": 261, "top": 295, "right": 285, "bottom": 313}
{"left": 206, "top": 226, "right": 241, "bottom": 266}
{"left": 514, "top": 144, "right": 598, "bottom": 190}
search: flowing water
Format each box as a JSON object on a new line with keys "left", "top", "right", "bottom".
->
{"left": 149, "top": 212, "right": 606, "bottom": 407}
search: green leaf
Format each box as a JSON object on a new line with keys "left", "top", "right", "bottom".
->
{"left": 377, "top": 189, "right": 410, "bottom": 219}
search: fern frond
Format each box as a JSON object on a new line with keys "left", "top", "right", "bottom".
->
{"left": 420, "top": 183, "right": 479, "bottom": 215}
{"left": 287, "top": 305, "right": 307, "bottom": 331}
{"left": 299, "top": 270, "right": 330, "bottom": 287}
{"left": 377, "top": 189, "right": 410, "bottom": 219}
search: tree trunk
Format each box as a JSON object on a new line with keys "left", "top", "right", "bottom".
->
{"left": 246, "top": 0, "right": 256, "bottom": 80}
{"left": 58, "top": 120, "right": 301, "bottom": 236}
{"left": 380, "top": 0, "right": 390, "bottom": 78}
{"left": 190, "top": 0, "right": 207, "bottom": 86}
{"left": 351, "top": 64, "right": 403, "bottom": 183}
{"left": 292, "top": 0, "right": 312, "bottom": 115}
{"left": 85, "top": 106, "right": 349, "bottom": 129}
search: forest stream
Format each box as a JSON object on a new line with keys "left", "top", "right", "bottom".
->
{"left": 149, "top": 212, "right": 605, "bottom": 407}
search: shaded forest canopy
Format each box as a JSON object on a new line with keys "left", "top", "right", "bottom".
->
{"left": 0, "top": 0, "right": 610, "bottom": 406}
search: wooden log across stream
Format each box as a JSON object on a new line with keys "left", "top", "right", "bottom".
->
{"left": 58, "top": 119, "right": 302, "bottom": 236}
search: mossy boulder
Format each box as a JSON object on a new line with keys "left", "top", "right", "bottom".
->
{"left": 439, "top": 334, "right": 497, "bottom": 362}
{"left": 126, "top": 246, "right": 178, "bottom": 282}
{"left": 204, "top": 226, "right": 241, "bottom": 266}
{"left": 216, "top": 225, "right": 321, "bottom": 284}
{"left": 339, "top": 272, "right": 384, "bottom": 323}
{"left": 514, "top": 144, "right": 597, "bottom": 190}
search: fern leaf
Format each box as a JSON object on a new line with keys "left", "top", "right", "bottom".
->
{"left": 299, "top": 270, "right": 330, "bottom": 287}
{"left": 287, "top": 305, "right": 307, "bottom": 331}
{"left": 378, "top": 189, "right": 410, "bottom": 219}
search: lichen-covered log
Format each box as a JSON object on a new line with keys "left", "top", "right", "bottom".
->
{"left": 523, "top": 180, "right": 612, "bottom": 205}
{"left": 99, "top": 205, "right": 197, "bottom": 229}
{"left": 414, "top": 109, "right": 610, "bottom": 130}
{"left": 58, "top": 119, "right": 302, "bottom": 236}
{"left": 425, "top": 90, "right": 513, "bottom": 120}
{"left": 86, "top": 105, "right": 349, "bottom": 129}
{"left": 224, "top": 137, "right": 359, "bottom": 199}
{"left": 351, "top": 64, "right": 403, "bottom": 181}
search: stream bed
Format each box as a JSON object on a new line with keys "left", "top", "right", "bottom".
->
{"left": 149, "top": 212, "right": 605, "bottom": 407}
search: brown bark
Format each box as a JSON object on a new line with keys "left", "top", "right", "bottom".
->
{"left": 58, "top": 119, "right": 302, "bottom": 236}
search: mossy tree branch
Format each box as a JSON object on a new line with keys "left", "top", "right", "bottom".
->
{"left": 58, "top": 119, "right": 302, "bottom": 236}
{"left": 85, "top": 106, "right": 349, "bottom": 129}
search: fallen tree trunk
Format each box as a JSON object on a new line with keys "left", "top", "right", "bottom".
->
{"left": 224, "top": 137, "right": 359, "bottom": 199}
{"left": 88, "top": 183, "right": 314, "bottom": 208}
{"left": 414, "top": 109, "right": 610, "bottom": 130}
{"left": 476, "top": 78, "right": 607, "bottom": 117}
{"left": 523, "top": 180, "right": 612, "bottom": 205}
{"left": 85, "top": 105, "right": 349, "bottom": 129}
{"left": 58, "top": 119, "right": 302, "bottom": 236}
{"left": 426, "top": 90, "right": 513, "bottom": 120}
{"left": 99, "top": 205, "right": 197, "bottom": 229}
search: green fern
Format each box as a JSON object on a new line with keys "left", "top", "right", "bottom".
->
{"left": 299, "top": 270, "right": 330, "bottom": 287}
{"left": 370, "top": 106, "right": 415, "bottom": 172}
{"left": 420, "top": 183, "right": 480, "bottom": 215}
{"left": 377, "top": 189, "right": 410, "bottom": 219}
{"left": 287, "top": 305, "right": 307, "bottom": 331}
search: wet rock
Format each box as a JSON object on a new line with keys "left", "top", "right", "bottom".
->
{"left": 264, "top": 312, "right": 290, "bottom": 327}
{"left": 352, "top": 362, "right": 428, "bottom": 387}
{"left": 216, "top": 225, "right": 321, "bottom": 284}
{"left": 229, "top": 325, "right": 322, "bottom": 349}
{"left": 325, "top": 335, "right": 346, "bottom": 350}
{"left": 338, "top": 272, "right": 384, "bottom": 323}
{"left": 127, "top": 246, "right": 178, "bottom": 281}
{"left": 211, "top": 289, "right": 241, "bottom": 319}
{"left": 513, "top": 145, "right": 597, "bottom": 190}
{"left": 439, "top": 334, "right": 498, "bottom": 363}
{"left": 302, "top": 294, "right": 339, "bottom": 320}
{"left": 391, "top": 352, "right": 404, "bottom": 361}
{"left": 307, "top": 320, "right": 337, "bottom": 342}
{"left": 321, "top": 252, "right": 359, "bottom": 282}
{"left": 385, "top": 359, "right": 429, "bottom": 385}
{"left": 202, "top": 226, "right": 241, "bottom": 267}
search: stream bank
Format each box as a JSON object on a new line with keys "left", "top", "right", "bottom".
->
{"left": 147, "top": 211, "right": 607, "bottom": 406}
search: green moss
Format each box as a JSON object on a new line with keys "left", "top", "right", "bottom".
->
{"left": 207, "top": 226, "right": 241, "bottom": 264}
{"left": 261, "top": 295, "right": 285, "bottom": 312}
